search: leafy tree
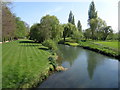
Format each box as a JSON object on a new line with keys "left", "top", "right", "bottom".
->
{"left": 88, "top": 1, "right": 98, "bottom": 40}
{"left": 88, "top": 1, "right": 97, "bottom": 20}
{"left": 68, "top": 11, "right": 75, "bottom": 25}
{"left": 63, "top": 23, "right": 77, "bottom": 41}
{"left": 72, "top": 30, "right": 83, "bottom": 42}
{"left": 72, "top": 16, "right": 75, "bottom": 25}
{"left": 40, "top": 15, "right": 63, "bottom": 41}
{"left": 88, "top": 18, "right": 98, "bottom": 40}
{"left": 77, "top": 20, "right": 82, "bottom": 32}
{"left": 100, "top": 26, "right": 113, "bottom": 40}
{"left": 68, "top": 11, "right": 73, "bottom": 24}
{"left": 83, "top": 28, "right": 92, "bottom": 40}
{"left": 2, "top": 4, "right": 16, "bottom": 41}
{"left": 30, "top": 23, "right": 40, "bottom": 42}
{"left": 15, "top": 17, "right": 28, "bottom": 38}
{"left": 30, "top": 15, "right": 63, "bottom": 42}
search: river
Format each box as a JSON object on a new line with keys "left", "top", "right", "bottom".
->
{"left": 39, "top": 44, "right": 119, "bottom": 88}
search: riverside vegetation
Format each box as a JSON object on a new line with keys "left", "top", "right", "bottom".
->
{"left": 2, "top": 1, "right": 119, "bottom": 88}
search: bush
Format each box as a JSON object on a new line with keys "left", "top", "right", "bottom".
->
{"left": 42, "top": 39, "right": 58, "bottom": 51}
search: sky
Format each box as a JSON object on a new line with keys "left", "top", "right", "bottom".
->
{"left": 9, "top": 0, "right": 119, "bottom": 32}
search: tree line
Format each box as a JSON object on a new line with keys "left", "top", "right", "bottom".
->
{"left": 2, "top": 1, "right": 119, "bottom": 43}
{"left": 30, "top": 1, "right": 119, "bottom": 44}
{"left": 2, "top": 3, "right": 29, "bottom": 42}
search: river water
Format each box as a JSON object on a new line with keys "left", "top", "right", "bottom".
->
{"left": 39, "top": 45, "right": 119, "bottom": 88}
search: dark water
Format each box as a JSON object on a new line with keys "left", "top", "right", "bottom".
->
{"left": 39, "top": 45, "right": 119, "bottom": 88}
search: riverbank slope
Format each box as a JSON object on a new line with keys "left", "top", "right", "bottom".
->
{"left": 58, "top": 39, "right": 119, "bottom": 60}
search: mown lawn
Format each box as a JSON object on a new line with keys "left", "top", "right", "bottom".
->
{"left": 2, "top": 39, "right": 51, "bottom": 88}
{"left": 78, "top": 40, "right": 119, "bottom": 58}
{"left": 94, "top": 41, "right": 118, "bottom": 50}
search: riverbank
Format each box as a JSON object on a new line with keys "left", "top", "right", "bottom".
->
{"left": 58, "top": 39, "right": 119, "bottom": 60}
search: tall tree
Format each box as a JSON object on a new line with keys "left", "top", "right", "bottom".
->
{"left": 88, "top": 1, "right": 97, "bottom": 20}
{"left": 68, "top": 11, "right": 73, "bottom": 24}
{"left": 72, "top": 16, "right": 75, "bottom": 25}
{"left": 2, "top": 4, "right": 16, "bottom": 41}
{"left": 77, "top": 20, "right": 82, "bottom": 32}
{"left": 88, "top": 1, "right": 98, "bottom": 40}
{"left": 15, "top": 17, "right": 28, "bottom": 38}
{"left": 68, "top": 11, "right": 75, "bottom": 25}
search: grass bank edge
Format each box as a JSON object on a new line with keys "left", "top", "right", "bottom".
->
{"left": 58, "top": 39, "right": 119, "bottom": 60}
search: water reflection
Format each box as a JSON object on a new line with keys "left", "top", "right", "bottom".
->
{"left": 86, "top": 51, "right": 105, "bottom": 79}
{"left": 39, "top": 45, "right": 119, "bottom": 88}
{"left": 57, "top": 45, "right": 80, "bottom": 67}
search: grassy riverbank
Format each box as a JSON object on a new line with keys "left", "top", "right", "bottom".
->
{"left": 59, "top": 38, "right": 119, "bottom": 59}
{"left": 2, "top": 39, "right": 54, "bottom": 88}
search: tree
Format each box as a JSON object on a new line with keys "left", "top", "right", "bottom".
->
{"left": 30, "top": 15, "right": 63, "bottom": 42}
{"left": 68, "top": 11, "right": 75, "bottom": 25}
{"left": 88, "top": 18, "right": 98, "bottom": 40}
{"left": 63, "top": 23, "right": 77, "bottom": 41}
{"left": 15, "top": 17, "right": 28, "bottom": 39}
{"left": 2, "top": 4, "right": 16, "bottom": 41}
{"left": 88, "top": 1, "right": 97, "bottom": 20}
{"left": 72, "top": 30, "right": 83, "bottom": 42}
{"left": 77, "top": 20, "right": 82, "bottom": 32}
{"left": 40, "top": 15, "right": 63, "bottom": 41}
{"left": 100, "top": 26, "right": 113, "bottom": 40}
{"left": 88, "top": 1, "right": 98, "bottom": 40}
{"left": 30, "top": 23, "right": 40, "bottom": 42}
{"left": 72, "top": 16, "right": 75, "bottom": 25}
{"left": 83, "top": 28, "right": 92, "bottom": 40}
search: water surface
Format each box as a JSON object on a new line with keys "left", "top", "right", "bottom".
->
{"left": 39, "top": 45, "right": 119, "bottom": 88}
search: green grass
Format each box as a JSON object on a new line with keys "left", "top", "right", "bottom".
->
{"left": 78, "top": 41, "right": 119, "bottom": 57}
{"left": 65, "top": 42, "right": 79, "bottom": 47}
{"left": 94, "top": 41, "right": 118, "bottom": 50}
{"left": 2, "top": 39, "right": 51, "bottom": 88}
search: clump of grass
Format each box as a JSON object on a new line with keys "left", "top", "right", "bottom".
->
{"left": 65, "top": 42, "right": 79, "bottom": 47}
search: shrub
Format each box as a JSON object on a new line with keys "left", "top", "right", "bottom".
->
{"left": 42, "top": 39, "right": 58, "bottom": 51}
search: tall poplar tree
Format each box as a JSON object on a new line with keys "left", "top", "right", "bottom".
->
{"left": 68, "top": 11, "right": 75, "bottom": 25}
{"left": 77, "top": 20, "right": 82, "bottom": 32}
{"left": 88, "top": 1, "right": 98, "bottom": 40}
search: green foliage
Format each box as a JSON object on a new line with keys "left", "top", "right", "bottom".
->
{"left": 42, "top": 39, "right": 58, "bottom": 51}
{"left": 15, "top": 17, "right": 28, "bottom": 38}
{"left": 88, "top": 1, "right": 97, "bottom": 20}
{"left": 63, "top": 23, "right": 77, "bottom": 41}
{"left": 30, "top": 15, "right": 63, "bottom": 42}
{"left": 30, "top": 23, "right": 41, "bottom": 42}
{"left": 88, "top": 1, "right": 98, "bottom": 40}
{"left": 72, "top": 30, "right": 83, "bottom": 42}
{"left": 48, "top": 56, "right": 57, "bottom": 69}
{"left": 77, "top": 20, "right": 82, "bottom": 32}
{"left": 2, "top": 5, "right": 16, "bottom": 41}
{"left": 68, "top": 11, "right": 75, "bottom": 25}
{"left": 83, "top": 28, "right": 92, "bottom": 39}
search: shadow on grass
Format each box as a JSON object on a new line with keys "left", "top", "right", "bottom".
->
{"left": 39, "top": 47, "right": 49, "bottom": 51}
{"left": 20, "top": 45, "right": 40, "bottom": 47}
{"left": 19, "top": 41, "right": 37, "bottom": 43}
